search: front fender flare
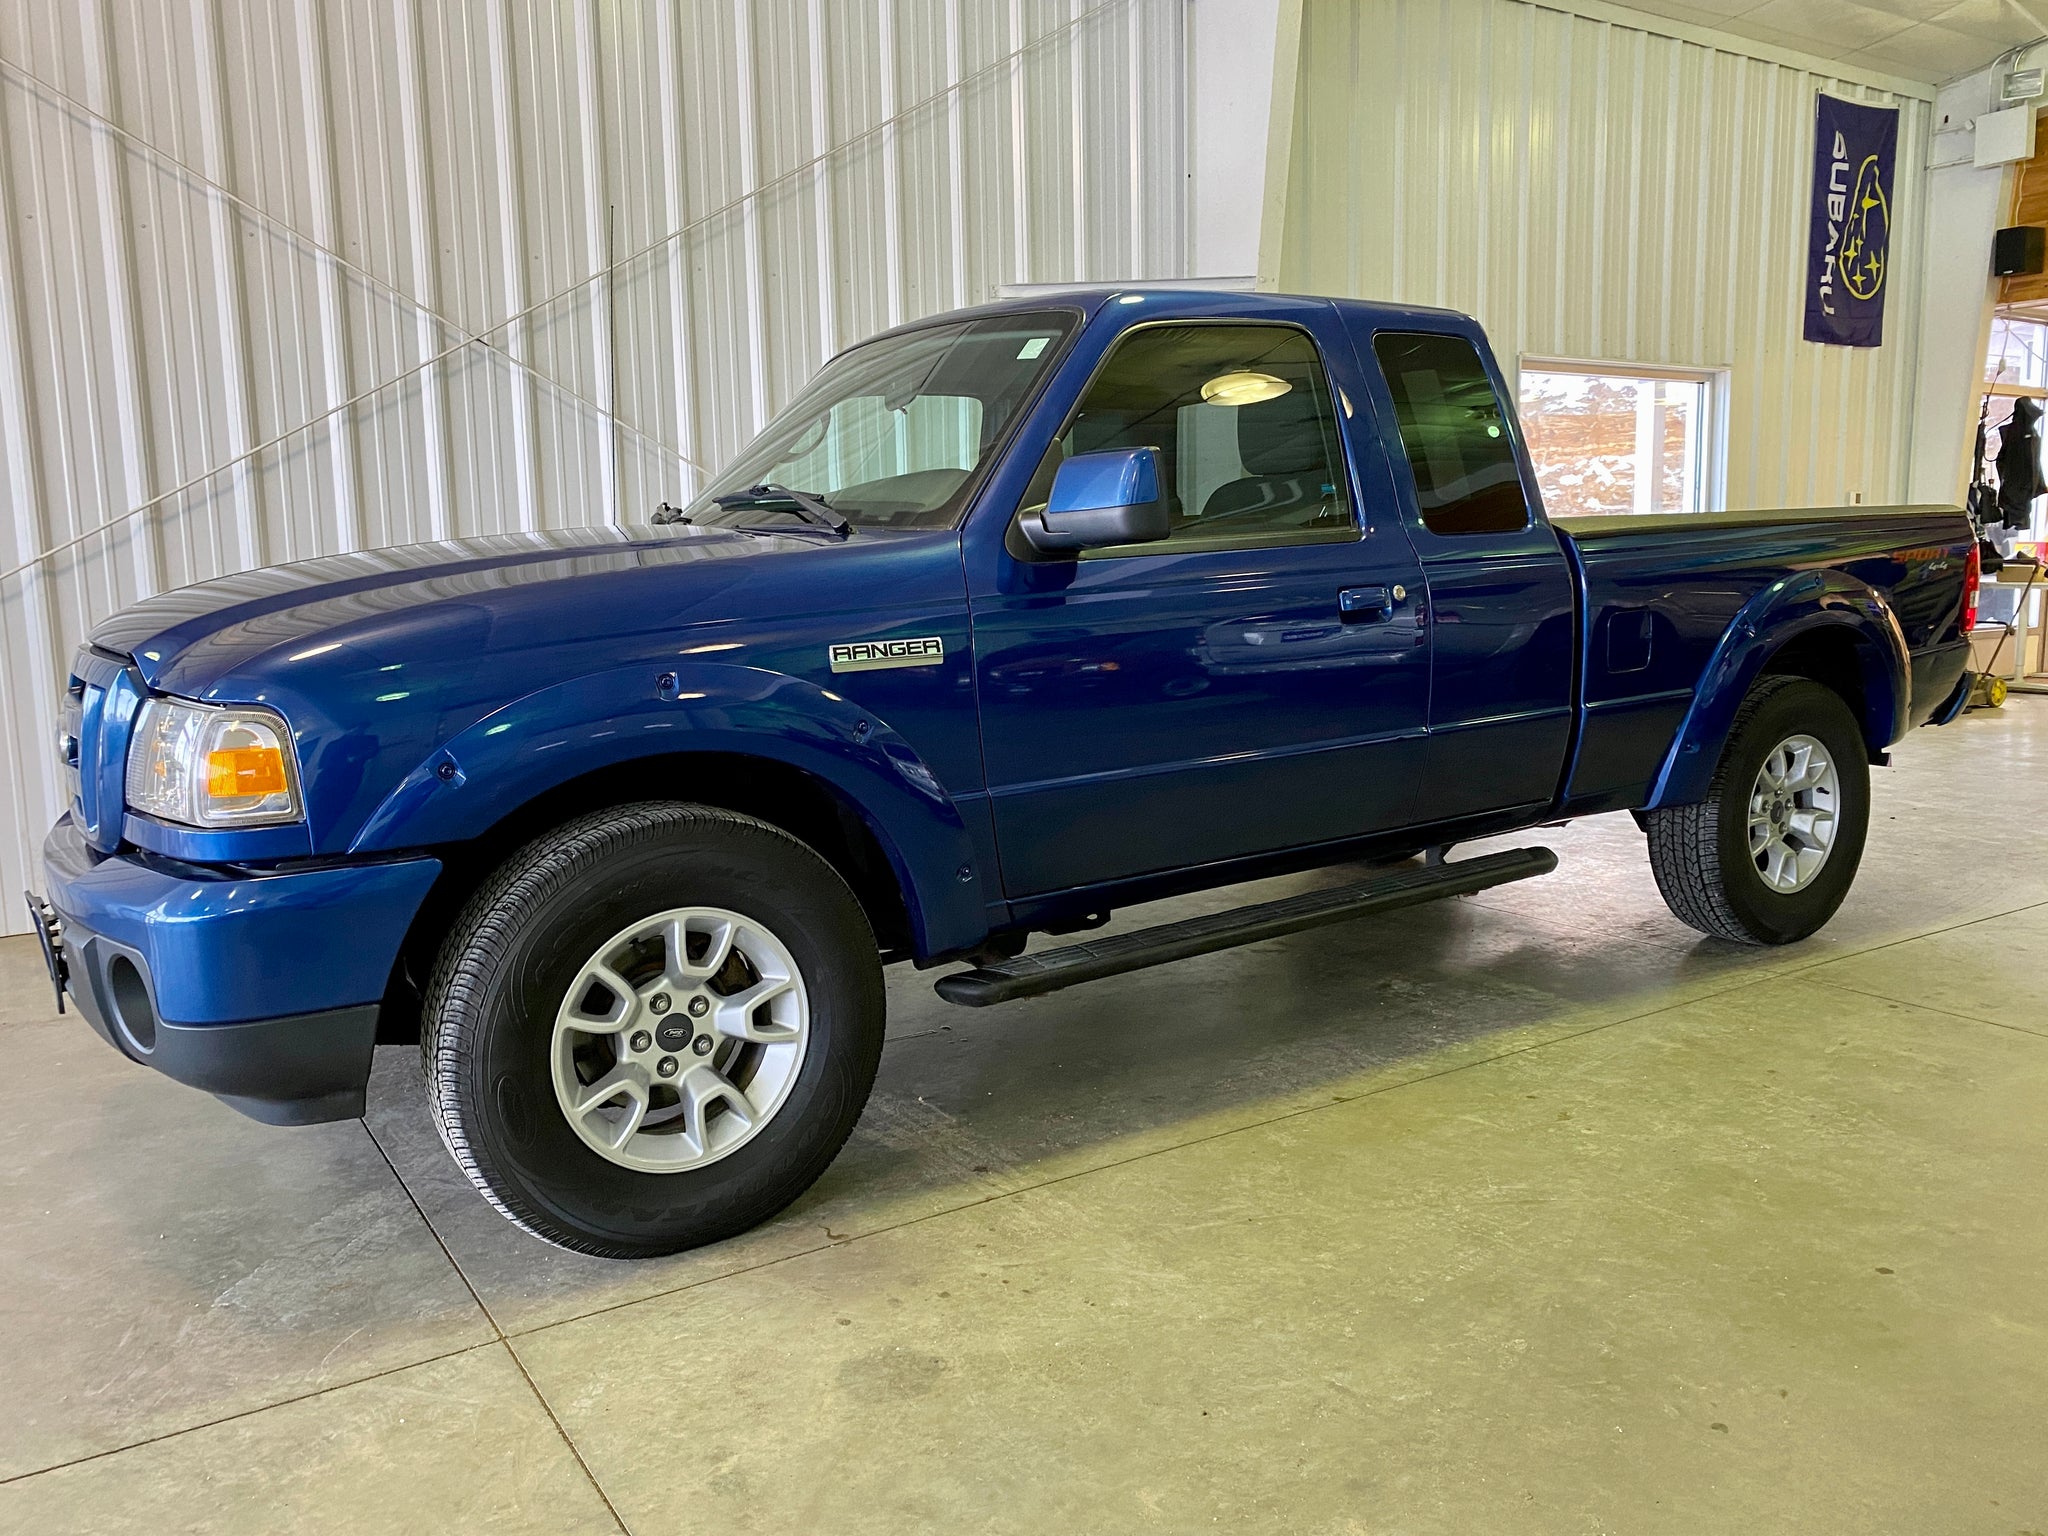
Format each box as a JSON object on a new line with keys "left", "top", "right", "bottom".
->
{"left": 349, "top": 661, "right": 987, "bottom": 958}
{"left": 1647, "top": 569, "right": 1909, "bottom": 809}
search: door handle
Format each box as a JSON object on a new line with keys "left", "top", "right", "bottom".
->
{"left": 1339, "top": 584, "right": 1404, "bottom": 622}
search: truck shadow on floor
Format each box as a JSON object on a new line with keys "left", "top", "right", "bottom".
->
{"left": 836, "top": 874, "right": 1768, "bottom": 1195}
{"left": 350, "top": 802, "right": 2028, "bottom": 1321}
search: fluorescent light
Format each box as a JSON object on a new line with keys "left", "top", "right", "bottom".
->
{"left": 1200, "top": 371, "right": 1292, "bottom": 407}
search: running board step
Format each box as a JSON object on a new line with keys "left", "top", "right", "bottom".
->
{"left": 934, "top": 845, "right": 1558, "bottom": 1008}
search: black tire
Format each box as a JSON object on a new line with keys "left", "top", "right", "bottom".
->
{"left": 1644, "top": 677, "right": 1870, "bottom": 945}
{"left": 422, "top": 802, "right": 885, "bottom": 1258}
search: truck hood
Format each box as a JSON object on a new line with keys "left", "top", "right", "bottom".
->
{"left": 82, "top": 518, "right": 972, "bottom": 859}
{"left": 90, "top": 523, "right": 837, "bottom": 692}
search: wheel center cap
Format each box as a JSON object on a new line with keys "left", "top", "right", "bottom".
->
{"left": 654, "top": 1018, "right": 691, "bottom": 1051}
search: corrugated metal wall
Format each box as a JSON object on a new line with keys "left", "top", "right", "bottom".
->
{"left": 1277, "top": 0, "right": 1932, "bottom": 516}
{"left": 0, "top": 0, "right": 1187, "bottom": 932}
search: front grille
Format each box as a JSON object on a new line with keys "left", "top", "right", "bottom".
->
{"left": 63, "top": 643, "right": 136, "bottom": 851}
{"left": 59, "top": 667, "right": 85, "bottom": 816}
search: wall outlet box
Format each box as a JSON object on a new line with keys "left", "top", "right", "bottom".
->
{"left": 2006, "top": 68, "right": 2045, "bottom": 102}
{"left": 1976, "top": 104, "right": 2037, "bottom": 167}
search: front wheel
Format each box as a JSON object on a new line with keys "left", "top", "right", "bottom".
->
{"left": 1644, "top": 677, "right": 1870, "bottom": 945}
{"left": 422, "top": 803, "right": 885, "bottom": 1258}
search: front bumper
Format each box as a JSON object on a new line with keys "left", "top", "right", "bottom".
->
{"left": 38, "top": 815, "right": 440, "bottom": 1125}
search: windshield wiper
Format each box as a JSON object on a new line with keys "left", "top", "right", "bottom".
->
{"left": 651, "top": 501, "right": 780, "bottom": 538}
{"left": 712, "top": 483, "right": 852, "bottom": 537}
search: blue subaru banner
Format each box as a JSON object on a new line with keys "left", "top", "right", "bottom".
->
{"left": 1804, "top": 93, "right": 1898, "bottom": 348}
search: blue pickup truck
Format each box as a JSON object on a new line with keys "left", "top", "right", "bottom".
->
{"left": 34, "top": 289, "right": 1977, "bottom": 1256}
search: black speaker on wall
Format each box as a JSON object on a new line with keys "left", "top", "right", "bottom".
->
{"left": 1994, "top": 225, "right": 2046, "bottom": 276}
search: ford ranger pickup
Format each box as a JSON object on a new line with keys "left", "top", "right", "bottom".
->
{"left": 31, "top": 289, "right": 1978, "bottom": 1256}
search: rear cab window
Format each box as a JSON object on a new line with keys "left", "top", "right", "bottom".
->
{"left": 1371, "top": 331, "right": 1531, "bottom": 537}
{"left": 1016, "top": 322, "right": 1357, "bottom": 556}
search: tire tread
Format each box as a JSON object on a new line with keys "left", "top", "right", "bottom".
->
{"left": 421, "top": 801, "right": 876, "bottom": 1258}
{"left": 1645, "top": 675, "right": 1811, "bottom": 946}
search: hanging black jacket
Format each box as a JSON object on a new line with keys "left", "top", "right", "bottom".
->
{"left": 1996, "top": 398, "right": 2044, "bottom": 529}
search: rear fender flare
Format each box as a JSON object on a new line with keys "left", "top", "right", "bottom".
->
{"left": 1646, "top": 570, "right": 1908, "bottom": 809}
{"left": 348, "top": 661, "right": 986, "bottom": 957}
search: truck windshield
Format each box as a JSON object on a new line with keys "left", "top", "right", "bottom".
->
{"left": 681, "top": 310, "right": 1078, "bottom": 532}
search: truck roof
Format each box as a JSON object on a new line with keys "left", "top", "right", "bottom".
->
{"left": 854, "top": 286, "right": 1480, "bottom": 348}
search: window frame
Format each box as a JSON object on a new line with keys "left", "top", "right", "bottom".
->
{"left": 1008, "top": 317, "right": 1364, "bottom": 561}
{"left": 1514, "top": 355, "right": 1729, "bottom": 518}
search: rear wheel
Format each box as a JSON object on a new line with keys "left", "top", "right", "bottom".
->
{"left": 1644, "top": 677, "right": 1870, "bottom": 945}
{"left": 423, "top": 802, "right": 885, "bottom": 1258}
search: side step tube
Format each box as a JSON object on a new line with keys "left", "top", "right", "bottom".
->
{"left": 934, "top": 846, "right": 1558, "bottom": 1008}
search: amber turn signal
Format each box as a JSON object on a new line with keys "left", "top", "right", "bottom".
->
{"left": 207, "top": 746, "right": 289, "bottom": 799}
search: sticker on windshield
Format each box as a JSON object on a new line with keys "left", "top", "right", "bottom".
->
{"left": 1017, "top": 336, "right": 1050, "bottom": 359}
{"left": 828, "top": 636, "right": 945, "bottom": 673}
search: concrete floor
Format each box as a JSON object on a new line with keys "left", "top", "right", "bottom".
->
{"left": 4, "top": 703, "right": 2048, "bottom": 1534}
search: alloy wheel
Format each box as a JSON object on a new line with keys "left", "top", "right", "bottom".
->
{"left": 1746, "top": 733, "right": 1841, "bottom": 894}
{"left": 549, "top": 907, "right": 810, "bottom": 1172}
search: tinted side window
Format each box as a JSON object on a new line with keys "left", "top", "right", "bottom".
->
{"left": 1021, "top": 323, "right": 1355, "bottom": 553}
{"left": 1372, "top": 332, "right": 1530, "bottom": 536}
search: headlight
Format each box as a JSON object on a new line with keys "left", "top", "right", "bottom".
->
{"left": 125, "top": 697, "right": 304, "bottom": 829}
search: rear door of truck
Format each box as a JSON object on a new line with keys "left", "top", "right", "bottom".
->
{"left": 1351, "top": 323, "right": 1578, "bottom": 819}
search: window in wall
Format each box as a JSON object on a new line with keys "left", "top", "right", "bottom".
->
{"left": 1372, "top": 331, "right": 1529, "bottom": 536}
{"left": 1981, "top": 315, "right": 2048, "bottom": 546}
{"left": 1517, "top": 362, "right": 1717, "bottom": 517}
{"left": 1020, "top": 323, "right": 1355, "bottom": 553}
{"left": 1987, "top": 316, "right": 2048, "bottom": 389}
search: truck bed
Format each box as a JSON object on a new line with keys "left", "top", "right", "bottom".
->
{"left": 1552, "top": 505, "right": 1975, "bottom": 817}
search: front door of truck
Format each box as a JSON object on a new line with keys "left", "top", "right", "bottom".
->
{"left": 969, "top": 309, "right": 1431, "bottom": 897}
{"left": 1361, "top": 328, "right": 1577, "bottom": 820}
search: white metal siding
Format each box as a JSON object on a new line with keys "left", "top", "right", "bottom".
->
{"left": 0, "top": 0, "right": 1186, "bottom": 932}
{"left": 1278, "top": 0, "right": 1932, "bottom": 516}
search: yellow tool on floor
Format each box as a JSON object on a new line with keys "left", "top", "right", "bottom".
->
{"left": 1969, "top": 557, "right": 2042, "bottom": 709}
{"left": 1970, "top": 671, "right": 2010, "bottom": 709}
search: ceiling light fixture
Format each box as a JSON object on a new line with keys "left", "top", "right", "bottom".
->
{"left": 1200, "top": 371, "right": 1292, "bottom": 407}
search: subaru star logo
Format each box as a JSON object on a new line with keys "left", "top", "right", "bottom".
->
{"left": 1838, "top": 154, "right": 1888, "bottom": 301}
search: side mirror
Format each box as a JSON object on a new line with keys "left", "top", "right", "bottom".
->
{"left": 1019, "top": 447, "right": 1170, "bottom": 554}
